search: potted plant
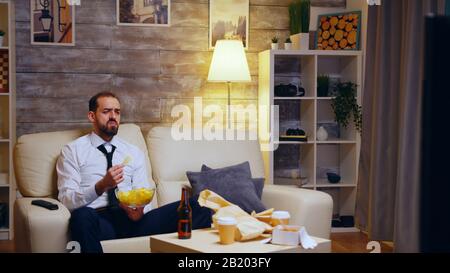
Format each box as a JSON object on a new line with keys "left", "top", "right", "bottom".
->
{"left": 284, "top": 37, "right": 292, "bottom": 50}
{"left": 317, "top": 75, "right": 330, "bottom": 97}
{"left": 271, "top": 36, "right": 279, "bottom": 50}
{"left": 0, "top": 30, "right": 5, "bottom": 47}
{"left": 289, "top": 0, "right": 310, "bottom": 50}
{"left": 331, "top": 82, "right": 362, "bottom": 133}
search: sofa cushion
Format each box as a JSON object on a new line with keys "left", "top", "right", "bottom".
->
{"left": 146, "top": 127, "right": 265, "bottom": 184}
{"left": 156, "top": 180, "right": 191, "bottom": 207}
{"left": 201, "top": 164, "right": 264, "bottom": 199}
{"left": 186, "top": 162, "right": 266, "bottom": 213}
{"left": 14, "top": 124, "right": 157, "bottom": 207}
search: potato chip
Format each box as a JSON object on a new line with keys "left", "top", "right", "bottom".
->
{"left": 122, "top": 156, "right": 132, "bottom": 166}
{"left": 116, "top": 187, "right": 155, "bottom": 207}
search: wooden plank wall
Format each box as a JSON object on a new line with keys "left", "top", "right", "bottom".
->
{"left": 15, "top": 0, "right": 345, "bottom": 137}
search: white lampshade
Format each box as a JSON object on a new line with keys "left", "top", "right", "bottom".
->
{"left": 208, "top": 40, "right": 251, "bottom": 82}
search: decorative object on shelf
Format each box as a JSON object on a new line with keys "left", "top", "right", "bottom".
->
{"left": 31, "top": 0, "right": 75, "bottom": 45}
{"left": 0, "top": 50, "right": 8, "bottom": 93}
{"left": 271, "top": 36, "right": 279, "bottom": 50}
{"left": 209, "top": 0, "right": 249, "bottom": 49}
{"left": 316, "top": 126, "right": 328, "bottom": 141}
{"left": 289, "top": 0, "right": 310, "bottom": 50}
{"left": 286, "top": 128, "right": 306, "bottom": 136}
{"left": 317, "top": 75, "right": 330, "bottom": 97}
{"left": 117, "top": 0, "right": 171, "bottom": 26}
{"left": 275, "top": 83, "right": 305, "bottom": 97}
{"left": 331, "top": 82, "right": 362, "bottom": 133}
{"left": 297, "top": 86, "right": 306, "bottom": 96}
{"left": 208, "top": 40, "right": 251, "bottom": 128}
{"left": 326, "top": 172, "right": 341, "bottom": 184}
{"left": 332, "top": 215, "right": 354, "bottom": 228}
{"left": 315, "top": 11, "right": 361, "bottom": 50}
{"left": 0, "top": 30, "right": 4, "bottom": 47}
{"left": 284, "top": 37, "right": 292, "bottom": 50}
{"left": 280, "top": 128, "right": 307, "bottom": 142}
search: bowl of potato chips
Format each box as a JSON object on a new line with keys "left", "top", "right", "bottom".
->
{"left": 115, "top": 187, "right": 155, "bottom": 208}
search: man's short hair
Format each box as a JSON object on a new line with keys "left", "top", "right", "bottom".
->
{"left": 89, "top": 92, "right": 120, "bottom": 112}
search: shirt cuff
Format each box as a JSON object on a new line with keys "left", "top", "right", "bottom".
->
{"left": 84, "top": 184, "right": 100, "bottom": 204}
{"left": 143, "top": 203, "right": 152, "bottom": 214}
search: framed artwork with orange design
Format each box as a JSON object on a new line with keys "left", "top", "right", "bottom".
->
{"left": 315, "top": 11, "right": 361, "bottom": 50}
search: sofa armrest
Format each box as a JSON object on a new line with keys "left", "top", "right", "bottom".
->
{"left": 14, "top": 197, "right": 71, "bottom": 253}
{"left": 261, "top": 185, "right": 333, "bottom": 239}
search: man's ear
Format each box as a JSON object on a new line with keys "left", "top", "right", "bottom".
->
{"left": 88, "top": 111, "right": 96, "bottom": 123}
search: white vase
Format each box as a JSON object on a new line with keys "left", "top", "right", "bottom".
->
{"left": 290, "top": 33, "right": 309, "bottom": 50}
{"left": 271, "top": 43, "right": 279, "bottom": 50}
{"left": 317, "top": 126, "right": 328, "bottom": 141}
{"left": 0, "top": 36, "right": 4, "bottom": 47}
{"left": 284, "top": 43, "right": 292, "bottom": 50}
{"left": 299, "top": 33, "right": 309, "bottom": 50}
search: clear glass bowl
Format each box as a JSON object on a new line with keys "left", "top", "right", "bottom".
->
{"left": 115, "top": 187, "right": 155, "bottom": 208}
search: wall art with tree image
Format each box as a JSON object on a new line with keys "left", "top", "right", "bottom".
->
{"left": 315, "top": 11, "right": 361, "bottom": 50}
{"left": 210, "top": 0, "right": 249, "bottom": 49}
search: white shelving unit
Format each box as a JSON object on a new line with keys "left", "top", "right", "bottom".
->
{"left": 258, "top": 49, "right": 362, "bottom": 232}
{"left": 0, "top": 0, "right": 15, "bottom": 241}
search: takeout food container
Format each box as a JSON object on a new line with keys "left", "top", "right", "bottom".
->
{"left": 255, "top": 215, "right": 272, "bottom": 224}
{"left": 271, "top": 225, "right": 301, "bottom": 246}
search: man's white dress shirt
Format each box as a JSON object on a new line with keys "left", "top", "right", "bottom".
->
{"left": 57, "top": 132, "right": 151, "bottom": 212}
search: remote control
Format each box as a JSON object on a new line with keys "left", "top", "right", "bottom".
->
{"left": 31, "top": 199, "right": 59, "bottom": 210}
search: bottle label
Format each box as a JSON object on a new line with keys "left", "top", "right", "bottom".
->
{"left": 178, "top": 219, "right": 192, "bottom": 239}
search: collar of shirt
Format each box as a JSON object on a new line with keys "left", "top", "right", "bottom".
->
{"left": 88, "top": 132, "right": 122, "bottom": 153}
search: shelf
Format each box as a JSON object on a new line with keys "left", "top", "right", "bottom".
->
{"left": 274, "top": 97, "right": 315, "bottom": 100}
{"left": 275, "top": 141, "right": 314, "bottom": 145}
{"left": 316, "top": 139, "right": 357, "bottom": 144}
{"left": 316, "top": 97, "right": 335, "bottom": 100}
{"left": 331, "top": 227, "right": 360, "bottom": 233}
{"left": 0, "top": 0, "right": 14, "bottom": 243}
{"left": 269, "top": 49, "right": 362, "bottom": 57}
{"left": 259, "top": 49, "right": 361, "bottom": 232}
{"left": 274, "top": 178, "right": 314, "bottom": 188}
{"left": 316, "top": 179, "right": 357, "bottom": 188}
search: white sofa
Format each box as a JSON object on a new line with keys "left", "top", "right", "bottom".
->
{"left": 13, "top": 124, "right": 333, "bottom": 253}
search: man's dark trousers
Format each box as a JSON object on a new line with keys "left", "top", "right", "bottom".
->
{"left": 69, "top": 197, "right": 212, "bottom": 253}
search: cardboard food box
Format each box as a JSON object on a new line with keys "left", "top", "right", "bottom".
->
{"left": 271, "top": 225, "right": 301, "bottom": 246}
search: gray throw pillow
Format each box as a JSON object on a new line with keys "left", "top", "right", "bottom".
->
{"left": 201, "top": 165, "right": 265, "bottom": 200}
{"left": 186, "top": 162, "right": 266, "bottom": 213}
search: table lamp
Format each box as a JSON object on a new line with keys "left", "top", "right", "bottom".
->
{"left": 207, "top": 40, "right": 251, "bottom": 128}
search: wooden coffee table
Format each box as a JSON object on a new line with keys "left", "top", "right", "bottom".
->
{"left": 150, "top": 228, "right": 331, "bottom": 253}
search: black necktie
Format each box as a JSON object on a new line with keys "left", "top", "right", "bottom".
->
{"left": 97, "top": 144, "right": 119, "bottom": 207}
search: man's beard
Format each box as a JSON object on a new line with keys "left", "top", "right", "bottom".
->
{"left": 99, "top": 120, "right": 119, "bottom": 137}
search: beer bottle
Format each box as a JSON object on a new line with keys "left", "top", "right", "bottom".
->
{"left": 177, "top": 187, "right": 192, "bottom": 239}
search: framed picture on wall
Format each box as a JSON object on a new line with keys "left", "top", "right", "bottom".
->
{"left": 315, "top": 11, "right": 361, "bottom": 50}
{"left": 117, "top": 0, "right": 171, "bottom": 27}
{"left": 209, "top": 0, "right": 249, "bottom": 49}
{"left": 30, "top": 0, "right": 75, "bottom": 46}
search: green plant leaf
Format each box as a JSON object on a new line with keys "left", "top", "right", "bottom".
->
{"left": 331, "top": 82, "right": 362, "bottom": 133}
